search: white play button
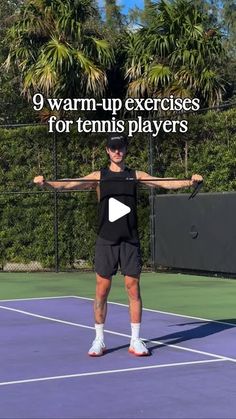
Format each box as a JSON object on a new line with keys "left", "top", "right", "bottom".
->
{"left": 108, "top": 198, "right": 131, "bottom": 222}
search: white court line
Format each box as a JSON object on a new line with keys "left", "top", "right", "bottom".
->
{"left": 0, "top": 296, "right": 74, "bottom": 303}
{"left": 72, "top": 296, "right": 236, "bottom": 328}
{"left": 1, "top": 294, "right": 235, "bottom": 328}
{"left": 0, "top": 304, "right": 235, "bottom": 363}
{"left": 0, "top": 359, "right": 225, "bottom": 387}
{"left": 0, "top": 305, "right": 95, "bottom": 332}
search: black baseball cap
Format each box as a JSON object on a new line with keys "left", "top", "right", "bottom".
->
{"left": 106, "top": 134, "right": 128, "bottom": 149}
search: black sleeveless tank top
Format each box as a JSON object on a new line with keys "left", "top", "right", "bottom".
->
{"left": 96, "top": 167, "right": 139, "bottom": 244}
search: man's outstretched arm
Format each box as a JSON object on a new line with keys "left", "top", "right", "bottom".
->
{"left": 136, "top": 171, "right": 203, "bottom": 189}
{"left": 33, "top": 171, "right": 101, "bottom": 190}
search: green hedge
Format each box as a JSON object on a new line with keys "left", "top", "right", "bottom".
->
{"left": 0, "top": 127, "right": 150, "bottom": 269}
{"left": 156, "top": 108, "right": 236, "bottom": 191}
{"left": 1, "top": 108, "right": 236, "bottom": 270}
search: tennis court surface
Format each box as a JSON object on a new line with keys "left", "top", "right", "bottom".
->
{"left": 0, "top": 272, "right": 236, "bottom": 418}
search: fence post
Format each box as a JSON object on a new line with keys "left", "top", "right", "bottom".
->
{"left": 53, "top": 130, "right": 59, "bottom": 272}
{"left": 184, "top": 140, "right": 188, "bottom": 178}
{"left": 149, "top": 132, "right": 155, "bottom": 271}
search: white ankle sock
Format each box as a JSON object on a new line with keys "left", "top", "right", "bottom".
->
{"left": 95, "top": 323, "right": 104, "bottom": 341}
{"left": 131, "top": 323, "right": 141, "bottom": 340}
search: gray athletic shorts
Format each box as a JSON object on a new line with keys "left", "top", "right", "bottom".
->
{"left": 95, "top": 241, "right": 142, "bottom": 278}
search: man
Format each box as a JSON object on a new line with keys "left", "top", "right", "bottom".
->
{"left": 34, "top": 134, "right": 203, "bottom": 357}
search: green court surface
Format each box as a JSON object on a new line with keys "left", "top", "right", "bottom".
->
{"left": 0, "top": 271, "right": 236, "bottom": 321}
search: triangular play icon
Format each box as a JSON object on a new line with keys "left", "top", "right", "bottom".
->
{"left": 108, "top": 198, "right": 131, "bottom": 222}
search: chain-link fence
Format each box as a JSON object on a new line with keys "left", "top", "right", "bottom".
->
{"left": 1, "top": 103, "right": 236, "bottom": 272}
{"left": 0, "top": 189, "right": 151, "bottom": 272}
{"left": 0, "top": 125, "right": 152, "bottom": 272}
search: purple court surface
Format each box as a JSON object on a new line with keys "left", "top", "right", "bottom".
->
{"left": 0, "top": 296, "right": 236, "bottom": 419}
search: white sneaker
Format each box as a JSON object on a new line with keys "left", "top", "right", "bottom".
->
{"left": 88, "top": 338, "right": 106, "bottom": 357}
{"left": 129, "top": 338, "right": 150, "bottom": 356}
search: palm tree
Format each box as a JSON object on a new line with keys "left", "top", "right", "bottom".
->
{"left": 125, "top": 0, "right": 226, "bottom": 106}
{"left": 4, "top": 0, "right": 114, "bottom": 99}
{"left": 105, "top": 0, "right": 123, "bottom": 30}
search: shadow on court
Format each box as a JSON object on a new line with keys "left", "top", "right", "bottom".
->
{"left": 148, "top": 319, "right": 236, "bottom": 352}
{"left": 105, "top": 319, "right": 236, "bottom": 355}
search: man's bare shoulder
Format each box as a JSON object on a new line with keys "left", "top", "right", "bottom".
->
{"left": 135, "top": 170, "right": 150, "bottom": 180}
{"left": 83, "top": 171, "right": 101, "bottom": 181}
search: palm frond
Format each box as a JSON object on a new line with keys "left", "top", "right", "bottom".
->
{"left": 43, "top": 38, "right": 73, "bottom": 70}
{"left": 148, "top": 64, "right": 172, "bottom": 89}
{"left": 75, "top": 50, "right": 107, "bottom": 95}
{"left": 127, "top": 77, "right": 150, "bottom": 97}
{"left": 23, "top": 62, "right": 57, "bottom": 97}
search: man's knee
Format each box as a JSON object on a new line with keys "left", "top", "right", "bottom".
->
{"left": 125, "top": 276, "right": 141, "bottom": 300}
{"left": 96, "top": 274, "right": 111, "bottom": 300}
